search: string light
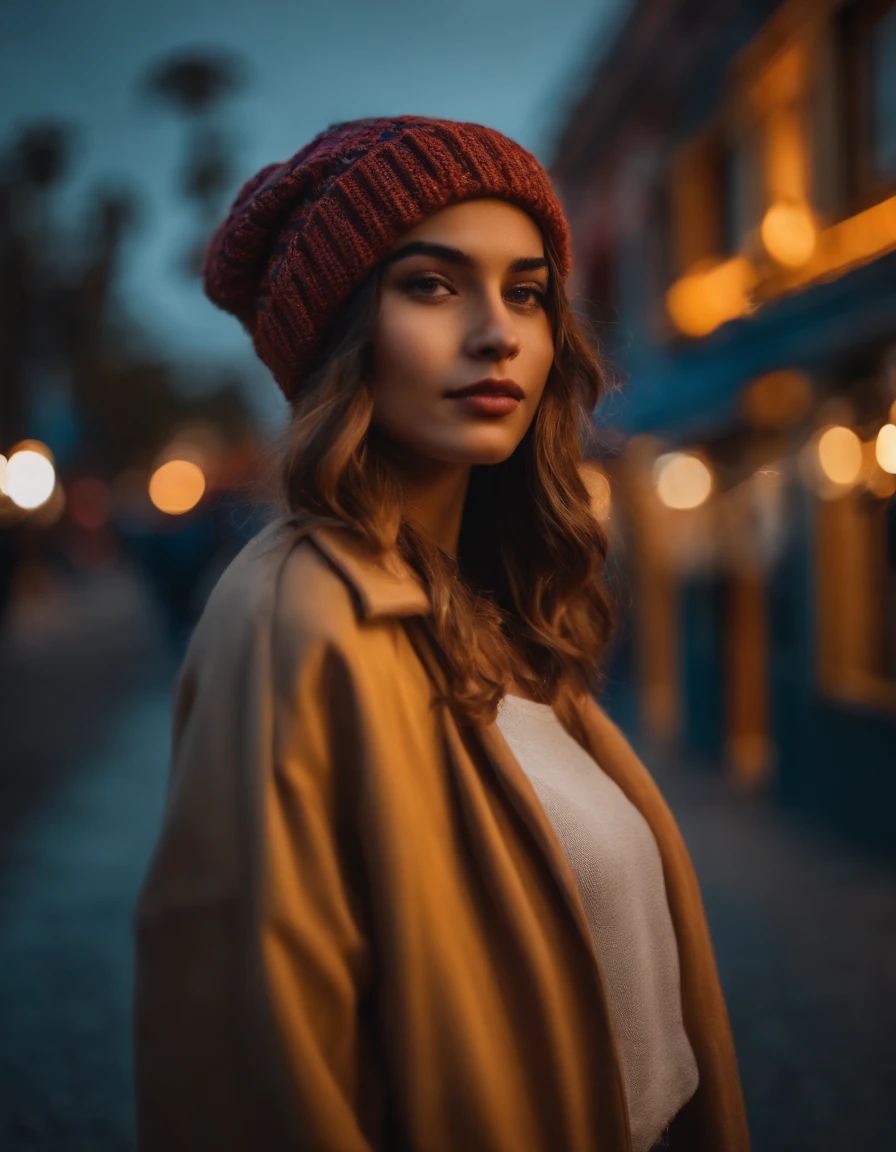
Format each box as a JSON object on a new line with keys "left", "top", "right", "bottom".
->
{"left": 148, "top": 459, "right": 206, "bottom": 515}
{"left": 5, "top": 444, "right": 57, "bottom": 510}
{"left": 761, "top": 200, "right": 817, "bottom": 267}
{"left": 817, "top": 426, "right": 863, "bottom": 486}
{"left": 654, "top": 452, "right": 713, "bottom": 510}
{"left": 875, "top": 424, "right": 896, "bottom": 475}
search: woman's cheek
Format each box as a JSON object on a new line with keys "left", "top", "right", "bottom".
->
{"left": 375, "top": 305, "right": 438, "bottom": 378}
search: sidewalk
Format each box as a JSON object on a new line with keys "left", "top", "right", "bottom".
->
{"left": 0, "top": 565, "right": 174, "bottom": 1150}
{"left": 640, "top": 731, "right": 896, "bottom": 1151}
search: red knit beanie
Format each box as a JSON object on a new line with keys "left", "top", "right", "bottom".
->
{"left": 202, "top": 114, "right": 572, "bottom": 400}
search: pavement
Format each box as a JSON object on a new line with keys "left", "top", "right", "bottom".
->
{"left": 0, "top": 565, "right": 174, "bottom": 1151}
{"left": 0, "top": 564, "right": 894, "bottom": 1150}
{"left": 646, "top": 744, "right": 896, "bottom": 1151}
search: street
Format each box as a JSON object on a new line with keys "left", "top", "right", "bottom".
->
{"left": 1, "top": 565, "right": 894, "bottom": 1150}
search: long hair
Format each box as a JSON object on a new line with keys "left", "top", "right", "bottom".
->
{"left": 274, "top": 225, "right": 615, "bottom": 742}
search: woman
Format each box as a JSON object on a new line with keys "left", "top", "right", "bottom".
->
{"left": 133, "top": 115, "right": 750, "bottom": 1152}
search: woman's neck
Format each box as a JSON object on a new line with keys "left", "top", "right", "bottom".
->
{"left": 394, "top": 453, "right": 472, "bottom": 559}
{"left": 380, "top": 439, "right": 541, "bottom": 702}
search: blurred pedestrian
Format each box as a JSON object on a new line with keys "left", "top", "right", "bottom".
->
{"left": 133, "top": 115, "right": 750, "bottom": 1152}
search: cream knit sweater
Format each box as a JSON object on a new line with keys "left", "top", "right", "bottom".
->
{"left": 496, "top": 694, "right": 699, "bottom": 1152}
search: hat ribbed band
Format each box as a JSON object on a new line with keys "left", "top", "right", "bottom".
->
{"left": 203, "top": 116, "right": 572, "bottom": 399}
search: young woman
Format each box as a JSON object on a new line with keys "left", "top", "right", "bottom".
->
{"left": 133, "top": 115, "right": 750, "bottom": 1152}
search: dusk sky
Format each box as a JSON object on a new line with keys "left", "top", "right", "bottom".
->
{"left": 2, "top": 0, "right": 625, "bottom": 420}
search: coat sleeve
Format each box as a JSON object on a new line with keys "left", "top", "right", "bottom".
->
{"left": 133, "top": 608, "right": 379, "bottom": 1152}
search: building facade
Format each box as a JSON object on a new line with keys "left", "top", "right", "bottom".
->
{"left": 552, "top": 0, "right": 896, "bottom": 853}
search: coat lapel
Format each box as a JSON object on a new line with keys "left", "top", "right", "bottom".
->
{"left": 473, "top": 717, "right": 602, "bottom": 956}
{"left": 402, "top": 618, "right": 632, "bottom": 1148}
{"left": 402, "top": 620, "right": 607, "bottom": 989}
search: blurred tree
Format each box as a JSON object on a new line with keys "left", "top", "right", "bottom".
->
{"left": 0, "top": 74, "right": 259, "bottom": 630}
{"left": 0, "top": 114, "right": 257, "bottom": 537}
{"left": 16, "top": 123, "right": 72, "bottom": 187}
{"left": 142, "top": 51, "right": 248, "bottom": 277}
{"left": 144, "top": 53, "right": 246, "bottom": 113}
{"left": 0, "top": 121, "right": 75, "bottom": 452}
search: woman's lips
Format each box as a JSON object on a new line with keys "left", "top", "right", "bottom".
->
{"left": 447, "top": 393, "right": 521, "bottom": 416}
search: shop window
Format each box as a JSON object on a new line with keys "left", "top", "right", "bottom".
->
{"left": 669, "top": 126, "right": 735, "bottom": 275}
{"left": 732, "top": 25, "right": 817, "bottom": 235}
{"left": 729, "top": 0, "right": 858, "bottom": 225}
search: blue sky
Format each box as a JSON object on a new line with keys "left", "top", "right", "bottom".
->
{"left": 1, "top": 0, "right": 625, "bottom": 421}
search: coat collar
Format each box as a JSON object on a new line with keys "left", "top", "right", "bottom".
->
{"left": 300, "top": 520, "right": 432, "bottom": 620}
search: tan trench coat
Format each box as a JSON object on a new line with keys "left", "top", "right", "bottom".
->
{"left": 133, "top": 516, "right": 750, "bottom": 1152}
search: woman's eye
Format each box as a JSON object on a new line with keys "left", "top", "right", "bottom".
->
{"left": 403, "top": 276, "right": 546, "bottom": 307}
{"left": 405, "top": 275, "right": 450, "bottom": 297}
{"left": 508, "top": 286, "right": 547, "bottom": 307}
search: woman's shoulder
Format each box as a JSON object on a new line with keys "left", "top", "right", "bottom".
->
{"left": 187, "top": 516, "right": 362, "bottom": 664}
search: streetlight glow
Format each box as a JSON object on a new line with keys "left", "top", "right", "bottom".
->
{"left": 6, "top": 448, "right": 57, "bottom": 510}
{"left": 817, "top": 426, "right": 863, "bottom": 485}
{"left": 148, "top": 459, "right": 206, "bottom": 515}
{"left": 876, "top": 424, "right": 896, "bottom": 475}
{"left": 760, "top": 200, "right": 817, "bottom": 267}
{"left": 654, "top": 452, "right": 713, "bottom": 510}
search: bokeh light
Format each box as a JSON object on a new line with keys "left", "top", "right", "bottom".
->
{"left": 875, "top": 424, "right": 896, "bottom": 474}
{"left": 665, "top": 256, "right": 756, "bottom": 337}
{"left": 148, "top": 459, "right": 206, "bottom": 515}
{"left": 6, "top": 446, "right": 57, "bottom": 510}
{"left": 761, "top": 201, "right": 817, "bottom": 268}
{"left": 817, "top": 426, "right": 863, "bottom": 485}
{"left": 0, "top": 454, "right": 7, "bottom": 495}
{"left": 654, "top": 452, "right": 713, "bottom": 510}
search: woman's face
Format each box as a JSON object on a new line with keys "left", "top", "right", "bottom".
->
{"left": 369, "top": 198, "right": 555, "bottom": 467}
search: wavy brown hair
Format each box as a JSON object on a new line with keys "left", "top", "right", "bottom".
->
{"left": 274, "top": 224, "right": 614, "bottom": 742}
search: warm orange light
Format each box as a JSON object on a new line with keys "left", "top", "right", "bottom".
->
{"left": 654, "top": 452, "right": 713, "bottom": 510}
{"left": 817, "top": 426, "right": 862, "bottom": 486}
{"left": 666, "top": 273, "right": 716, "bottom": 337}
{"left": 0, "top": 454, "right": 7, "bottom": 496}
{"left": 148, "top": 459, "right": 206, "bottom": 515}
{"left": 807, "top": 196, "right": 896, "bottom": 280}
{"left": 876, "top": 424, "right": 896, "bottom": 474}
{"left": 751, "top": 41, "right": 806, "bottom": 112}
{"left": 666, "top": 256, "right": 756, "bottom": 337}
{"left": 761, "top": 201, "right": 816, "bottom": 267}
{"left": 765, "top": 106, "right": 808, "bottom": 203}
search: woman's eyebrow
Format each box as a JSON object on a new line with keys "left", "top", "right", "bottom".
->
{"left": 382, "top": 240, "right": 547, "bottom": 274}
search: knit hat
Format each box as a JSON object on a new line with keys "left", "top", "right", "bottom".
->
{"left": 203, "top": 114, "right": 572, "bottom": 400}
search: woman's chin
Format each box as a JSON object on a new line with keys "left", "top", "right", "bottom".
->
{"left": 372, "top": 424, "right": 525, "bottom": 469}
{"left": 432, "top": 427, "right": 525, "bottom": 467}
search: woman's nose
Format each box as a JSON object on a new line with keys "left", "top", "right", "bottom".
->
{"left": 464, "top": 295, "right": 521, "bottom": 363}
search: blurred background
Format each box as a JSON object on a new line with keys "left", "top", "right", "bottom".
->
{"left": 1, "top": 0, "right": 894, "bottom": 1148}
